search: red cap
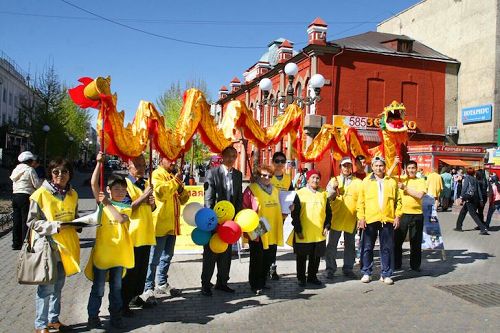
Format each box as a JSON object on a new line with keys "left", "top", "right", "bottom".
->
{"left": 306, "top": 169, "right": 321, "bottom": 181}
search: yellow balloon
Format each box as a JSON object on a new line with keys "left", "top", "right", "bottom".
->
{"left": 214, "top": 200, "right": 236, "bottom": 224}
{"left": 234, "top": 209, "right": 260, "bottom": 232}
{"left": 209, "top": 234, "right": 229, "bottom": 254}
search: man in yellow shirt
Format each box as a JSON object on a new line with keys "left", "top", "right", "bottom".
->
{"left": 325, "top": 157, "right": 362, "bottom": 279}
{"left": 426, "top": 167, "right": 443, "bottom": 208}
{"left": 357, "top": 157, "right": 402, "bottom": 285}
{"left": 395, "top": 160, "right": 426, "bottom": 272}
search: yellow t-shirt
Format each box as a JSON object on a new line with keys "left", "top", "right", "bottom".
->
{"left": 400, "top": 178, "right": 427, "bottom": 214}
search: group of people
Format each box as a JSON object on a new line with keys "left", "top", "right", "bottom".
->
{"left": 11, "top": 145, "right": 498, "bottom": 332}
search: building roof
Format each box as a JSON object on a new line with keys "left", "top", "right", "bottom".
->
{"left": 219, "top": 85, "right": 228, "bottom": 91}
{"left": 331, "top": 31, "right": 458, "bottom": 63}
{"left": 280, "top": 39, "right": 293, "bottom": 48}
{"left": 309, "top": 17, "right": 327, "bottom": 27}
{"left": 230, "top": 77, "right": 241, "bottom": 84}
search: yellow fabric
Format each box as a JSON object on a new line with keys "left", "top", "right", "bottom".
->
{"left": 270, "top": 174, "right": 291, "bottom": 191}
{"left": 249, "top": 183, "right": 283, "bottom": 248}
{"left": 357, "top": 175, "right": 402, "bottom": 224}
{"left": 126, "top": 178, "right": 156, "bottom": 247}
{"left": 295, "top": 187, "right": 328, "bottom": 243}
{"left": 84, "top": 203, "right": 133, "bottom": 281}
{"left": 30, "top": 187, "right": 80, "bottom": 276}
{"left": 152, "top": 167, "right": 189, "bottom": 236}
{"left": 426, "top": 172, "right": 443, "bottom": 199}
{"left": 401, "top": 177, "right": 427, "bottom": 214}
{"left": 328, "top": 176, "right": 362, "bottom": 233}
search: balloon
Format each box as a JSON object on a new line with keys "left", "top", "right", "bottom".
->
{"left": 234, "top": 209, "right": 260, "bottom": 232}
{"left": 191, "top": 228, "right": 212, "bottom": 246}
{"left": 209, "top": 233, "right": 229, "bottom": 253}
{"left": 195, "top": 208, "right": 218, "bottom": 231}
{"left": 217, "top": 220, "right": 242, "bottom": 244}
{"left": 183, "top": 202, "right": 203, "bottom": 227}
{"left": 214, "top": 200, "right": 236, "bottom": 224}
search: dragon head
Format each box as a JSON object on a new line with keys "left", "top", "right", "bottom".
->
{"left": 379, "top": 100, "right": 407, "bottom": 133}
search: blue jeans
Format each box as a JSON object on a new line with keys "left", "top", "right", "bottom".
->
{"left": 35, "top": 262, "right": 65, "bottom": 329}
{"left": 361, "top": 222, "right": 394, "bottom": 278}
{"left": 144, "top": 235, "right": 176, "bottom": 291}
{"left": 87, "top": 266, "right": 123, "bottom": 317}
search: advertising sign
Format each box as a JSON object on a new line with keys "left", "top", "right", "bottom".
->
{"left": 461, "top": 104, "right": 492, "bottom": 124}
{"left": 332, "top": 115, "right": 417, "bottom": 132}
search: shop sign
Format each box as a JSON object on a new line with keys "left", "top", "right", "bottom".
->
{"left": 407, "top": 145, "right": 485, "bottom": 154}
{"left": 332, "top": 115, "right": 417, "bottom": 132}
{"left": 462, "top": 104, "right": 492, "bottom": 124}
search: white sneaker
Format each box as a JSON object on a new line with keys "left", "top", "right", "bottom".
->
{"left": 360, "top": 274, "right": 371, "bottom": 283}
{"left": 156, "top": 283, "right": 182, "bottom": 297}
{"left": 380, "top": 277, "right": 394, "bottom": 285}
{"left": 140, "top": 289, "right": 157, "bottom": 304}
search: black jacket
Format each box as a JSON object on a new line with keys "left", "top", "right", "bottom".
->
{"left": 204, "top": 165, "right": 243, "bottom": 213}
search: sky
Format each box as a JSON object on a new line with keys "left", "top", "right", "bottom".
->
{"left": 0, "top": 0, "right": 420, "bottom": 124}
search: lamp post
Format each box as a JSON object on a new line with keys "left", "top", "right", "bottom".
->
{"left": 42, "top": 125, "right": 50, "bottom": 168}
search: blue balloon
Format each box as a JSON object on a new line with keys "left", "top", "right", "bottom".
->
{"left": 191, "top": 228, "right": 212, "bottom": 246}
{"left": 195, "top": 208, "right": 218, "bottom": 231}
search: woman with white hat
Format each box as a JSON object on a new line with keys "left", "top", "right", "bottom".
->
{"left": 9, "top": 151, "right": 42, "bottom": 250}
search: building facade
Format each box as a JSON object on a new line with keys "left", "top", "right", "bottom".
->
{"left": 378, "top": 0, "right": 500, "bottom": 147}
{"left": 217, "top": 18, "right": 458, "bottom": 181}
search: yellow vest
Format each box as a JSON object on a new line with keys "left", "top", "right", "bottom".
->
{"left": 328, "top": 176, "right": 362, "bottom": 233}
{"left": 249, "top": 183, "right": 283, "bottom": 248}
{"left": 357, "top": 175, "right": 402, "bottom": 224}
{"left": 401, "top": 177, "right": 427, "bottom": 214}
{"left": 270, "top": 174, "right": 292, "bottom": 191}
{"left": 152, "top": 167, "right": 189, "bottom": 237}
{"left": 126, "top": 178, "right": 156, "bottom": 247}
{"left": 30, "top": 187, "right": 80, "bottom": 276}
{"left": 295, "top": 187, "right": 327, "bottom": 243}
{"left": 426, "top": 172, "right": 443, "bottom": 198}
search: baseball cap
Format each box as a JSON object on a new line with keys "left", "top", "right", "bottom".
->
{"left": 18, "top": 151, "right": 36, "bottom": 163}
{"left": 340, "top": 157, "right": 353, "bottom": 166}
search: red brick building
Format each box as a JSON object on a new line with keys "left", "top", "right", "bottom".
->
{"left": 217, "top": 18, "right": 459, "bottom": 181}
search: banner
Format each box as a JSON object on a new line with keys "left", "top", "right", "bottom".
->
{"left": 176, "top": 185, "right": 205, "bottom": 253}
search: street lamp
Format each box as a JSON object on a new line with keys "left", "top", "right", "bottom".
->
{"left": 258, "top": 62, "right": 325, "bottom": 110}
{"left": 42, "top": 125, "right": 50, "bottom": 168}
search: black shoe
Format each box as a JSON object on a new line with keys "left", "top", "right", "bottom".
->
{"left": 343, "top": 271, "right": 357, "bottom": 279}
{"left": 298, "top": 280, "right": 306, "bottom": 287}
{"left": 87, "top": 316, "right": 102, "bottom": 330}
{"left": 453, "top": 228, "right": 463, "bottom": 232}
{"left": 271, "top": 272, "right": 280, "bottom": 280}
{"left": 214, "top": 284, "right": 235, "bottom": 293}
{"left": 129, "top": 296, "right": 145, "bottom": 308}
{"left": 474, "top": 226, "right": 481, "bottom": 230}
{"left": 12, "top": 245, "right": 21, "bottom": 250}
{"left": 201, "top": 287, "right": 213, "bottom": 296}
{"left": 480, "top": 230, "right": 490, "bottom": 235}
{"left": 307, "top": 278, "right": 323, "bottom": 285}
{"left": 110, "top": 316, "right": 126, "bottom": 329}
{"left": 122, "top": 307, "right": 134, "bottom": 318}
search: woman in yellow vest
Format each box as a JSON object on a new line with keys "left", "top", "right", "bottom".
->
{"left": 27, "top": 158, "right": 79, "bottom": 333}
{"left": 243, "top": 165, "right": 283, "bottom": 295}
{"left": 291, "top": 169, "right": 331, "bottom": 287}
{"left": 269, "top": 151, "right": 292, "bottom": 280}
{"left": 85, "top": 152, "right": 133, "bottom": 330}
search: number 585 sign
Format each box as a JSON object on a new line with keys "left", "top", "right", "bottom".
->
{"left": 333, "top": 115, "right": 416, "bottom": 130}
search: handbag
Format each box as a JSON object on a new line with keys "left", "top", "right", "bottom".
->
{"left": 17, "top": 228, "right": 58, "bottom": 285}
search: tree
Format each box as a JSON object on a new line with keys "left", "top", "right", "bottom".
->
{"left": 156, "top": 80, "right": 212, "bottom": 170}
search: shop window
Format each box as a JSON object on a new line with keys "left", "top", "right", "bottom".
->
{"left": 366, "top": 78, "right": 385, "bottom": 114}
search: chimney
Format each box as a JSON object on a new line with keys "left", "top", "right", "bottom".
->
{"left": 307, "top": 17, "right": 328, "bottom": 46}
{"left": 218, "top": 85, "right": 229, "bottom": 99}
{"left": 381, "top": 37, "right": 414, "bottom": 53}
{"left": 278, "top": 40, "right": 293, "bottom": 63}
{"left": 256, "top": 61, "right": 271, "bottom": 76}
{"left": 230, "top": 77, "right": 241, "bottom": 93}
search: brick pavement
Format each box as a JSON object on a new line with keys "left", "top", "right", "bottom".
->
{"left": 1, "top": 176, "right": 500, "bottom": 332}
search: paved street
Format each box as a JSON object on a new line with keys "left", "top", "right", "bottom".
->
{"left": 1, "top": 172, "right": 500, "bottom": 332}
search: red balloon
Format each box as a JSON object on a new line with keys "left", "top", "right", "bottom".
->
{"left": 217, "top": 220, "right": 242, "bottom": 244}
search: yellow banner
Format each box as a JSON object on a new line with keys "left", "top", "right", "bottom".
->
{"left": 176, "top": 185, "right": 205, "bottom": 252}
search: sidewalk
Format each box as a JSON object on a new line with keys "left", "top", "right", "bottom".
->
{"left": 1, "top": 184, "right": 500, "bottom": 331}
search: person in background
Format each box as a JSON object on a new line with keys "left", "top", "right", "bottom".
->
{"left": 485, "top": 173, "right": 500, "bottom": 228}
{"left": 86, "top": 152, "right": 132, "bottom": 330}
{"left": 293, "top": 167, "right": 308, "bottom": 190}
{"left": 27, "top": 158, "right": 80, "bottom": 333}
{"left": 243, "top": 165, "right": 283, "bottom": 295}
{"left": 426, "top": 167, "right": 443, "bottom": 208}
{"left": 325, "top": 157, "right": 362, "bottom": 280}
{"left": 416, "top": 168, "right": 424, "bottom": 179}
{"left": 440, "top": 166, "right": 453, "bottom": 211}
{"left": 291, "top": 170, "right": 331, "bottom": 287}
{"left": 269, "top": 151, "right": 293, "bottom": 280}
{"left": 475, "top": 169, "right": 488, "bottom": 223}
{"left": 354, "top": 155, "right": 367, "bottom": 180}
{"left": 395, "top": 160, "right": 426, "bottom": 272}
{"left": 201, "top": 146, "right": 243, "bottom": 296}
{"left": 454, "top": 168, "right": 489, "bottom": 235}
{"left": 453, "top": 168, "right": 464, "bottom": 203}
{"left": 357, "top": 156, "right": 401, "bottom": 285}
{"left": 140, "top": 157, "right": 188, "bottom": 305}
{"left": 10, "top": 151, "right": 42, "bottom": 250}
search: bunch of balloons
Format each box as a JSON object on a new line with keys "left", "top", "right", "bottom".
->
{"left": 183, "top": 200, "right": 260, "bottom": 253}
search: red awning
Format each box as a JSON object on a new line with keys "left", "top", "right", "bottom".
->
{"left": 439, "top": 158, "right": 471, "bottom": 167}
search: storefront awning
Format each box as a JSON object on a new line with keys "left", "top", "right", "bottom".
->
{"left": 439, "top": 158, "right": 471, "bottom": 167}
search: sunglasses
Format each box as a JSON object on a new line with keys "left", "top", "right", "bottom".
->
{"left": 260, "top": 174, "right": 272, "bottom": 179}
{"left": 52, "top": 169, "right": 69, "bottom": 176}
{"left": 273, "top": 159, "right": 286, "bottom": 164}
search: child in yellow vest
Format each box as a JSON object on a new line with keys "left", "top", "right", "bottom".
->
{"left": 86, "top": 152, "right": 133, "bottom": 330}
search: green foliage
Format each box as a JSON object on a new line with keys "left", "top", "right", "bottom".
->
{"left": 156, "top": 80, "right": 212, "bottom": 167}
